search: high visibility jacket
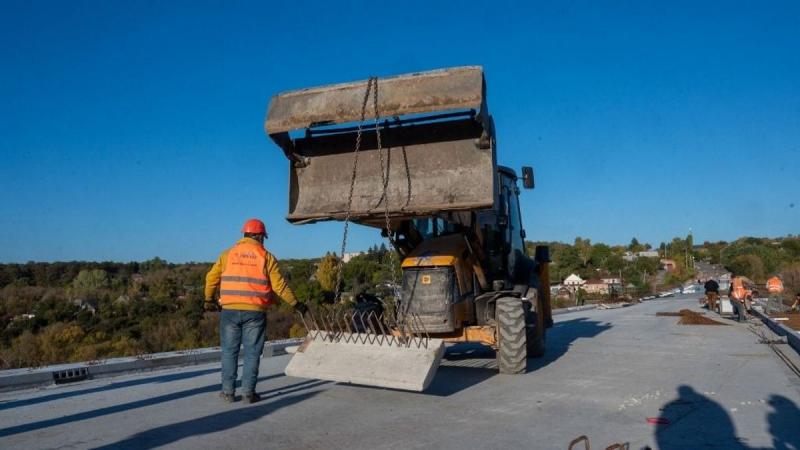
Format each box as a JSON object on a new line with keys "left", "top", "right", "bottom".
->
{"left": 219, "top": 241, "right": 275, "bottom": 307}
{"left": 205, "top": 237, "right": 297, "bottom": 311}
{"left": 731, "top": 277, "right": 747, "bottom": 300}
{"left": 766, "top": 276, "right": 784, "bottom": 294}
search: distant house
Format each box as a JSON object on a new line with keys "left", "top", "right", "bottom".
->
{"left": 661, "top": 259, "right": 677, "bottom": 272}
{"left": 564, "top": 274, "right": 585, "bottom": 287}
{"left": 624, "top": 250, "right": 660, "bottom": 262}
{"left": 342, "top": 252, "right": 365, "bottom": 263}
{"left": 601, "top": 276, "right": 622, "bottom": 285}
{"left": 550, "top": 284, "right": 571, "bottom": 300}
{"left": 12, "top": 313, "right": 36, "bottom": 322}
{"left": 584, "top": 279, "right": 609, "bottom": 295}
{"left": 73, "top": 298, "right": 98, "bottom": 315}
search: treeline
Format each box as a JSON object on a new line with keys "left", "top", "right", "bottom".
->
{"left": 3, "top": 236, "right": 798, "bottom": 369}
{"left": 0, "top": 245, "right": 398, "bottom": 369}
{"left": 528, "top": 237, "right": 668, "bottom": 294}
{"left": 699, "top": 236, "right": 800, "bottom": 297}
{"left": 0, "top": 258, "right": 218, "bottom": 369}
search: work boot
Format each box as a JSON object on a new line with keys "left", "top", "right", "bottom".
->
{"left": 243, "top": 392, "right": 261, "bottom": 404}
{"left": 219, "top": 392, "right": 235, "bottom": 403}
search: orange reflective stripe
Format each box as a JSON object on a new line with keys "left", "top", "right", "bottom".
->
{"left": 221, "top": 276, "right": 270, "bottom": 286}
{"left": 220, "top": 290, "right": 271, "bottom": 298}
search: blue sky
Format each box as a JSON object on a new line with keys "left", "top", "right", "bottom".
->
{"left": 1, "top": 1, "right": 798, "bottom": 263}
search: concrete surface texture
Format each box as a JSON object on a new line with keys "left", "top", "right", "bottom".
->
{"left": 1, "top": 294, "right": 799, "bottom": 449}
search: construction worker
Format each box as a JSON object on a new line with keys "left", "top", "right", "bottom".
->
{"left": 729, "top": 274, "right": 748, "bottom": 323}
{"left": 791, "top": 293, "right": 800, "bottom": 312}
{"left": 704, "top": 278, "right": 719, "bottom": 311}
{"left": 766, "top": 275, "right": 784, "bottom": 313}
{"left": 205, "top": 219, "right": 307, "bottom": 404}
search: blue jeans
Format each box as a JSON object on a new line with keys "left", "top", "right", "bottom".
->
{"left": 220, "top": 309, "right": 266, "bottom": 395}
{"left": 731, "top": 299, "right": 747, "bottom": 322}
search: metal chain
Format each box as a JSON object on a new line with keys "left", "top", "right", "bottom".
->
{"left": 334, "top": 77, "right": 376, "bottom": 301}
{"left": 372, "top": 81, "right": 401, "bottom": 305}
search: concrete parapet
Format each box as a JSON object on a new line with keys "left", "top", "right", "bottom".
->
{"left": 751, "top": 308, "right": 800, "bottom": 356}
{"left": 0, "top": 338, "right": 303, "bottom": 393}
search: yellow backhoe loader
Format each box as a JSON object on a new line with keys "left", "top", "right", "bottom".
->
{"left": 265, "top": 66, "right": 552, "bottom": 391}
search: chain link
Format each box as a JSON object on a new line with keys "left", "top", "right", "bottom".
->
{"left": 334, "top": 77, "right": 376, "bottom": 301}
{"left": 371, "top": 82, "right": 401, "bottom": 303}
{"left": 334, "top": 76, "right": 406, "bottom": 313}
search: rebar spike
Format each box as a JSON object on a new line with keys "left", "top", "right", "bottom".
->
{"left": 363, "top": 311, "right": 375, "bottom": 344}
{"left": 375, "top": 316, "right": 388, "bottom": 346}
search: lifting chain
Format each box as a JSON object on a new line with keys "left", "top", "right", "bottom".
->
{"left": 334, "top": 76, "right": 404, "bottom": 312}
{"left": 373, "top": 82, "right": 401, "bottom": 304}
{"left": 334, "top": 77, "right": 378, "bottom": 302}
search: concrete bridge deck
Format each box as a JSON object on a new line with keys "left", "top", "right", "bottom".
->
{"left": 1, "top": 294, "right": 799, "bottom": 449}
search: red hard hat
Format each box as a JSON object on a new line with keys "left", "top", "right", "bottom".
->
{"left": 241, "top": 219, "right": 266, "bottom": 234}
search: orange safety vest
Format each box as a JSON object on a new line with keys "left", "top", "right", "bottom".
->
{"left": 766, "top": 277, "right": 784, "bottom": 294}
{"left": 219, "top": 241, "right": 275, "bottom": 307}
{"left": 731, "top": 277, "right": 747, "bottom": 301}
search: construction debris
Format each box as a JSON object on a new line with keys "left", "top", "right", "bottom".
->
{"left": 656, "top": 309, "right": 727, "bottom": 325}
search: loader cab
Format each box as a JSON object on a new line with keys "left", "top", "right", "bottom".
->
{"left": 479, "top": 166, "right": 531, "bottom": 287}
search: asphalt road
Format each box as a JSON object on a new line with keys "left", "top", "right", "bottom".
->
{"left": 2, "top": 294, "right": 799, "bottom": 450}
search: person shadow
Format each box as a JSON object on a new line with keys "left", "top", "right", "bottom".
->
{"left": 655, "top": 385, "right": 748, "bottom": 449}
{"left": 654, "top": 386, "right": 800, "bottom": 450}
{"left": 767, "top": 394, "right": 800, "bottom": 450}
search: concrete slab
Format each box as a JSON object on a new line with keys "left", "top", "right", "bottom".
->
{"left": 1, "top": 294, "right": 799, "bottom": 449}
{"left": 285, "top": 333, "right": 445, "bottom": 391}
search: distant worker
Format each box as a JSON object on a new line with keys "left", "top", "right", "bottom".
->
{"left": 792, "top": 293, "right": 800, "bottom": 313}
{"left": 729, "top": 274, "right": 748, "bottom": 323}
{"left": 766, "top": 275, "right": 784, "bottom": 313}
{"left": 704, "top": 278, "right": 720, "bottom": 311}
{"left": 205, "top": 219, "right": 307, "bottom": 404}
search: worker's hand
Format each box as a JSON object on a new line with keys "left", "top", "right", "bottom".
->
{"left": 203, "top": 299, "right": 219, "bottom": 312}
{"left": 293, "top": 302, "right": 308, "bottom": 316}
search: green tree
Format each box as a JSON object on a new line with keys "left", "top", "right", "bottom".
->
{"left": 70, "top": 269, "right": 109, "bottom": 299}
{"left": 629, "top": 237, "right": 643, "bottom": 252}
{"left": 728, "top": 254, "right": 765, "bottom": 282}
{"left": 574, "top": 237, "right": 593, "bottom": 267}
{"left": 316, "top": 253, "right": 339, "bottom": 292}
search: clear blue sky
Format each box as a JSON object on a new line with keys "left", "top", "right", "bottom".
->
{"left": 1, "top": 1, "right": 798, "bottom": 263}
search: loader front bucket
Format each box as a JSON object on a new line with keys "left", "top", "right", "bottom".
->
{"left": 285, "top": 310, "right": 445, "bottom": 392}
{"left": 265, "top": 66, "right": 496, "bottom": 225}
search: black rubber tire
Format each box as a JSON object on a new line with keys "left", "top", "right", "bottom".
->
{"left": 496, "top": 297, "right": 527, "bottom": 374}
{"left": 524, "top": 302, "right": 546, "bottom": 358}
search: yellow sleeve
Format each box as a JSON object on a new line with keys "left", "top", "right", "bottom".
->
{"left": 264, "top": 252, "right": 297, "bottom": 306}
{"left": 204, "top": 250, "right": 228, "bottom": 300}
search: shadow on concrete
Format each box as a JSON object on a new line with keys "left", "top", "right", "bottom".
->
{"left": 0, "top": 367, "right": 219, "bottom": 411}
{"left": 426, "top": 365, "right": 496, "bottom": 397}
{"left": 420, "top": 317, "right": 613, "bottom": 395}
{"left": 654, "top": 385, "right": 800, "bottom": 450}
{"left": 526, "top": 317, "right": 612, "bottom": 373}
{"left": 0, "top": 373, "right": 287, "bottom": 438}
{"left": 655, "top": 385, "right": 747, "bottom": 449}
{"left": 767, "top": 394, "right": 800, "bottom": 450}
{"left": 92, "top": 388, "right": 323, "bottom": 449}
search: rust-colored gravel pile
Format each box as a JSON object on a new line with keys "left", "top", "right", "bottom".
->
{"left": 769, "top": 313, "right": 800, "bottom": 331}
{"left": 657, "top": 309, "right": 727, "bottom": 325}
